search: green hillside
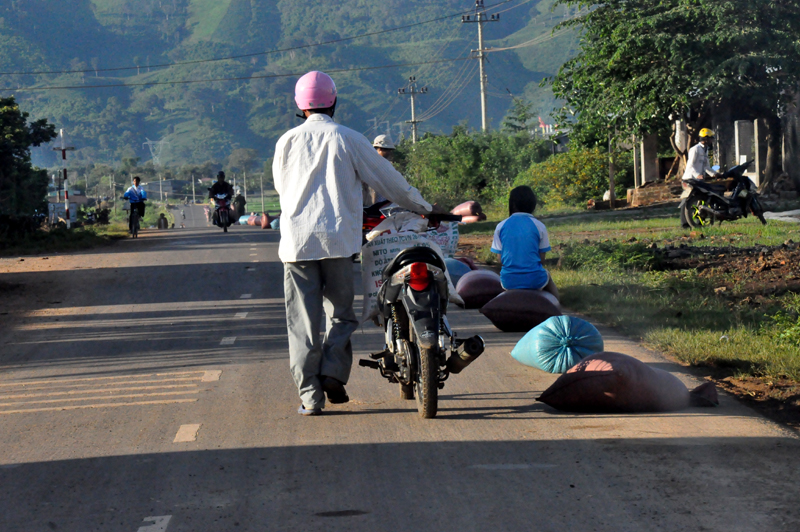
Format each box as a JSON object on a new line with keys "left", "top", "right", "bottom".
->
{"left": 0, "top": 0, "right": 576, "bottom": 169}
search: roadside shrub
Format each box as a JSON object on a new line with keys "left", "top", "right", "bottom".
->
{"left": 513, "top": 147, "right": 609, "bottom": 207}
{"left": 771, "top": 293, "right": 800, "bottom": 347}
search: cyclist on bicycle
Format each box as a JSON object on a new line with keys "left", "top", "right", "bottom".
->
{"left": 123, "top": 176, "right": 147, "bottom": 233}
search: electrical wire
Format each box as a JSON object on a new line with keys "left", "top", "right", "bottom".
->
{"left": 414, "top": 56, "right": 475, "bottom": 121}
{"left": 0, "top": 0, "right": 515, "bottom": 77}
{"left": 417, "top": 62, "right": 479, "bottom": 122}
{"left": 0, "top": 57, "right": 471, "bottom": 93}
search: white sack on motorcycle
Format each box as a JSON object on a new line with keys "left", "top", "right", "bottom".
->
{"left": 360, "top": 233, "right": 463, "bottom": 324}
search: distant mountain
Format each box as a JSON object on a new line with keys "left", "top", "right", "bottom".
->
{"left": 0, "top": 0, "right": 577, "bottom": 168}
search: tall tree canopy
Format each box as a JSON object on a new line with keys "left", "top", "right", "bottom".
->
{"left": 0, "top": 97, "right": 57, "bottom": 216}
{"left": 551, "top": 0, "right": 800, "bottom": 185}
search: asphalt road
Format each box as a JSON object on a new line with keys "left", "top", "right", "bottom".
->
{"left": 1, "top": 212, "right": 798, "bottom": 532}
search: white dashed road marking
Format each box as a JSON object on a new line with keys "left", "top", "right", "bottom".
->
{"left": 250, "top": 253, "right": 257, "bottom": 256}
{"left": 137, "top": 515, "right": 172, "bottom": 531}
{"left": 235, "top": 312, "right": 248, "bottom": 319}
{"left": 240, "top": 294, "right": 252, "bottom": 299}
{"left": 173, "top": 424, "right": 201, "bottom": 443}
{"left": 220, "top": 337, "right": 236, "bottom": 346}
{"left": 201, "top": 370, "right": 222, "bottom": 382}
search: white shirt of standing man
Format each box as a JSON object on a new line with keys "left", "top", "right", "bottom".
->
{"left": 273, "top": 114, "right": 431, "bottom": 263}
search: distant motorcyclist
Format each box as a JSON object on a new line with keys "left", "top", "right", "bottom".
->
{"left": 209, "top": 171, "right": 234, "bottom": 226}
{"left": 680, "top": 128, "right": 721, "bottom": 228}
{"left": 123, "top": 176, "right": 147, "bottom": 233}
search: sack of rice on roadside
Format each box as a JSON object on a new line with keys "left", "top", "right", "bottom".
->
{"left": 537, "top": 352, "right": 719, "bottom": 413}
{"left": 480, "top": 290, "right": 561, "bottom": 333}
{"left": 361, "top": 232, "right": 463, "bottom": 324}
{"left": 510, "top": 316, "right": 602, "bottom": 373}
{"left": 456, "top": 270, "right": 503, "bottom": 309}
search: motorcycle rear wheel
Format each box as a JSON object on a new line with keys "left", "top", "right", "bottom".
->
{"left": 415, "top": 347, "right": 438, "bottom": 419}
{"left": 684, "top": 196, "right": 714, "bottom": 229}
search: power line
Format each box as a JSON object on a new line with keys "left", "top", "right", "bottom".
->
{"left": 0, "top": 0, "right": 516, "bottom": 77}
{"left": 417, "top": 63, "right": 479, "bottom": 122}
{"left": 0, "top": 57, "right": 471, "bottom": 93}
{"left": 417, "top": 59, "right": 476, "bottom": 121}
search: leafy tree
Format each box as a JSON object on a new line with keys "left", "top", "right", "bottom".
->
{"left": 0, "top": 97, "right": 57, "bottom": 215}
{"left": 502, "top": 97, "right": 535, "bottom": 134}
{"left": 551, "top": 0, "right": 800, "bottom": 188}
{"left": 227, "top": 148, "right": 260, "bottom": 174}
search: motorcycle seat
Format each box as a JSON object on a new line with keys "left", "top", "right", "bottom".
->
{"left": 688, "top": 179, "right": 727, "bottom": 193}
{"left": 382, "top": 246, "right": 445, "bottom": 281}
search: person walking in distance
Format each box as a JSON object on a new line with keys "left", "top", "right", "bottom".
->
{"left": 273, "top": 71, "right": 438, "bottom": 416}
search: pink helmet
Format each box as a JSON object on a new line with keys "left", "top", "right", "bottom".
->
{"left": 294, "top": 71, "right": 337, "bottom": 110}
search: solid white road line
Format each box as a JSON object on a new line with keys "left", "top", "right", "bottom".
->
{"left": 201, "top": 370, "right": 222, "bottom": 382}
{"left": 0, "top": 371, "right": 205, "bottom": 387}
{"left": 137, "top": 515, "right": 172, "bottom": 532}
{"left": 173, "top": 424, "right": 202, "bottom": 443}
{"left": 234, "top": 312, "right": 248, "bottom": 319}
{"left": 240, "top": 294, "right": 252, "bottom": 299}
{"left": 220, "top": 337, "right": 236, "bottom": 346}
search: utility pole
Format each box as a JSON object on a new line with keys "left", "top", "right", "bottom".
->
{"left": 398, "top": 76, "right": 427, "bottom": 143}
{"left": 52, "top": 129, "right": 75, "bottom": 228}
{"left": 260, "top": 172, "right": 265, "bottom": 212}
{"left": 192, "top": 174, "right": 196, "bottom": 204}
{"left": 243, "top": 170, "right": 247, "bottom": 199}
{"left": 463, "top": 0, "right": 500, "bottom": 132}
{"left": 143, "top": 138, "right": 170, "bottom": 203}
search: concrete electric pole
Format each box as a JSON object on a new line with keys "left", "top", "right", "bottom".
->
{"left": 462, "top": 0, "right": 500, "bottom": 132}
{"left": 52, "top": 129, "right": 75, "bottom": 228}
{"left": 398, "top": 76, "right": 427, "bottom": 144}
{"left": 143, "top": 138, "right": 170, "bottom": 202}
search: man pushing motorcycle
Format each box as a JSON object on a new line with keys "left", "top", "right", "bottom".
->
{"left": 273, "top": 70, "right": 441, "bottom": 416}
{"left": 680, "top": 128, "right": 721, "bottom": 228}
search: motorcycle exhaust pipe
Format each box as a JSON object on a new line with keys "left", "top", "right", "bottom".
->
{"left": 698, "top": 205, "right": 726, "bottom": 218}
{"left": 446, "top": 335, "right": 485, "bottom": 374}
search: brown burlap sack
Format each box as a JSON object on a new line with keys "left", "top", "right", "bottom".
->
{"left": 480, "top": 290, "right": 562, "bottom": 332}
{"left": 456, "top": 270, "right": 503, "bottom": 309}
{"left": 537, "top": 352, "right": 719, "bottom": 413}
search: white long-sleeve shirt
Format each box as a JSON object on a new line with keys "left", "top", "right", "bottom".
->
{"left": 273, "top": 113, "right": 432, "bottom": 262}
{"left": 682, "top": 143, "right": 715, "bottom": 180}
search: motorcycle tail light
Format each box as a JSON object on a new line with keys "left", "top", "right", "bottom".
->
{"left": 408, "top": 262, "right": 430, "bottom": 291}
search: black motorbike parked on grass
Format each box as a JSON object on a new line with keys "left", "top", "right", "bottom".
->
{"left": 681, "top": 161, "right": 767, "bottom": 228}
{"left": 359, "top": 213, "right": 485, "bottom": 419}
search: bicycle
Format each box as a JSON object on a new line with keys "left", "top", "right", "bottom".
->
{"left": 129, "top": 206, "right": 140, "bottom": 239}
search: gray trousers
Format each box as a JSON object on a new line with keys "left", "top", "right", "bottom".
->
{"left": 284, "top": 258, "right": 359, "bottom": 409}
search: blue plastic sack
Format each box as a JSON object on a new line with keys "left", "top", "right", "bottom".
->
{"left": 270, "top": 217, "right": 280, "bottom": 230}
{"left": 511, "top": 316, "right": 604, "bottom": 374}
{"left": 444, "top": 258, "right": 471, "bottom": 286}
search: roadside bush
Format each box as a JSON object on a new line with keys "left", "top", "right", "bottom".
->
{"left": 396, "top": 127, "right": 552, "bottom": 208}
{"left": 771, "top": 293, "right": 800, "bottom": 347}
{"left": 513, "top": 147, "right": 608, "bottom": 207}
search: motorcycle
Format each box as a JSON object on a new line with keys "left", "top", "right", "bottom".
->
{"left": 681, "top": 161, "right": 767, "bottom": 228}
{"left": 211, "top": 192, "right": 233, "bottom": 233}
{"left": 359, "top": 211, "right": 486, "bottom": 419}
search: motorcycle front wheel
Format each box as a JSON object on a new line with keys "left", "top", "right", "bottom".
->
{"left": 415, "top": 347, "right": 438, "bottom": 419}
{"left": 683, "top": 196, "right": 714, "bottom": 228}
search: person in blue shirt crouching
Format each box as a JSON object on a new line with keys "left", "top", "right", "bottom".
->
{"left": 491, "top": 186, "right": 559, "bottom": 301}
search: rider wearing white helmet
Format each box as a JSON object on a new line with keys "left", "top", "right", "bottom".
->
{"left": 273, "top": 71, "right": 438, "bottom": 416}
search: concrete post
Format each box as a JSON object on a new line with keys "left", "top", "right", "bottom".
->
{"left": 754, "top": 118, "right": 769, "bottom": 188}
{"left": 640, "top": 134, "right": 659, "bottom": 185}
{"left": 735, "top": 120, "right": 756, "bottom": 182}
{"left": 632, "top": 137, "right": 642, "bottom": 188}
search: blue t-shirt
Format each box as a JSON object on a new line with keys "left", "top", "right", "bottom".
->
{"left": 491, "top": 213, "right": 552, "bottom": 290}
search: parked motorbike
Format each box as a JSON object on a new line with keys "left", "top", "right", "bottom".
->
{"left": 210, "top": 192, "right": 233, "bottom": 232}
{"left": 681, "top": 161, "right": 767, "bottom": 228}
{"left": 359, "top": 212, "right": 485, "bottom": 419}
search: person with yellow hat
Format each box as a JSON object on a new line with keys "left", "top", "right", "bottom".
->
{"left": 680, "top": 128, "right": 721, "bottom": 227}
